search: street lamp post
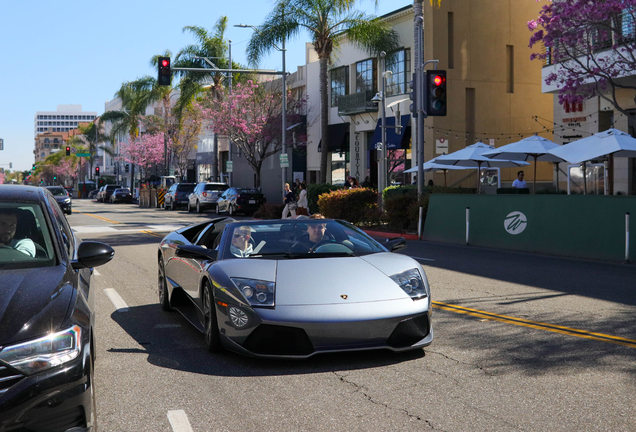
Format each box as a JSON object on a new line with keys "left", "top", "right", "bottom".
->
{"left": 235, "top": 24, "right": 287, "bottom": 198}
{"left": 372, "top": 52, "right": 388, "bottom": 209}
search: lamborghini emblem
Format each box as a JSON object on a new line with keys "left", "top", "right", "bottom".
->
{"left": 340, "top": 295, "right": 348, "bottom": 300}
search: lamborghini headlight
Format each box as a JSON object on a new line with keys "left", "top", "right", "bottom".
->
{"left": 231, "top": 278, "right": 275, "bottom": 307}
{"left": 390, "top": 269, "right": 428, "bottom": 300}
{"left": 0, "top": 325, "right": 81, "bottom": 375}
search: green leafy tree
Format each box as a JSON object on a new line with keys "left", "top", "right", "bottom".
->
{"left": 245, "top": 0, "right": 399, "bottom": 183}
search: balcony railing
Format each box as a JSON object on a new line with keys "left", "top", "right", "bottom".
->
{"left": 337, "top": 90, "right": 379, "bottom": 116}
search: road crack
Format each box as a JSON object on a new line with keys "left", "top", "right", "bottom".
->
{"left": 333, "top": 371, "right": 441, "bottom": 430}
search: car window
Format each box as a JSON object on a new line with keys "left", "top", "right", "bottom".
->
{"left": 177, "top": 184, "right": 196, "bottom": 192}
{"left": 47, "top": 196, "right": 74, "bottom": 258}
{"left": 204, "top": 184, "right": 228, "bottom": 192}
{"left": 46, "top": 187, "right": 67, "bottom": 196}
{"left": 0, "top": 203, "right": 56, "bottom": 268}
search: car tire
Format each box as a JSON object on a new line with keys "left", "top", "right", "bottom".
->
{"left": 187, "top": 202, "right": 192, "bottom": 213}
{"left": 203, "top": 281, "right": 223, "bottom": 352}
{"left": 196, "top": 201, "right": 202, "bottom": 214}
{"left": 228, "top": 204, "right": 234, "bottom": 216}
{"left": 171, "top": 201, "right": 175, "bottom": 211}
{"left": 158, "top": 260, "right": 171, "bottom": 311}
{"left": 215, "top": 204, "right": 220, "bottom": 215}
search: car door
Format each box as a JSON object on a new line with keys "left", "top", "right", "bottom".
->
{"left": 169, "top": 223, "right": 218, "bottom": 299}
{"left": 219, "top": 189, "right": 230, "bottom": 212}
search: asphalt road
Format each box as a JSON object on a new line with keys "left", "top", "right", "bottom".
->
{"left": 70, "top": 199, "right": 636, "bottom": 432}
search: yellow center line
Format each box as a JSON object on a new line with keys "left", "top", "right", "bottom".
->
{"left": 76, "top": 212, "right": 121, "bottom": 224}
{"left": 141, "top": 230, "right": 163, "bottom": 237}
{"left": 432, "top": 301, "right": 636, "bottom": 349}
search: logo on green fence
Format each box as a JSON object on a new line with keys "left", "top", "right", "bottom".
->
{"left": 504, "top": 211, "right": 527, "bottom": 235}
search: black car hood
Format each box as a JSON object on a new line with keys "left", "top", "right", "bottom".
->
{"left": 0, "top": 266, "right": 73, "bottom": 347}
{"left": 53, "top": 196, "right": 68, "bottom": 203}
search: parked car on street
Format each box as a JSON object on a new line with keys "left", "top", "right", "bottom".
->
{"left": 157, "top": 217, "right": 431, "bottom": 358}
{"left": 164, "top": 182, "right": 196, "bottom": 210}
{"left": 215, "top": 187, "right": 266, "bottom": 216}
{"left": 187, "top": 182, "right": 229, "bottom": 213}
{"left": 44, "top": 186, "right": 72, "bottom": 215}
{"left": 110, "top": 188, "right": 133, "bottom": 204}
{"left": 98, "top": 184, "right": 121, "bottom": 203}
{"left": 88, "top": 188, "right": 100, "bottom": 199}
{"left": 0, "top": 185, "right": 114, "bottom": 430}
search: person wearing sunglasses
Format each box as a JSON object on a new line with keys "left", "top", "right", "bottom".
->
{"left": 230, "top": 226, "right": 253, "bottom": 257}
{"left": 512, "top": 170, "right": 527, "bottom": 189}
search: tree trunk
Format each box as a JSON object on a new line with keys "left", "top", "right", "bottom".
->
{"left": 319, "top": 56, "right": 329, "bottom": 184}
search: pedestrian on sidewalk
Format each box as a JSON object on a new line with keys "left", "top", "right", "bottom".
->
{"left": 281, "top": 183, "right": 297, "bottom": 219}
{"left": 296, "top": 182, "right": 309, "bottom": 216}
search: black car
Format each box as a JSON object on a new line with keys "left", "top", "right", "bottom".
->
{"left": 0, "top": 185, "right": 114, "bottom": 431}
{"left": 44, "top": 186, "right": 72, "bottom": 215}
{"left": 98, "top": 185, "right": 121, "bottom": 203}
{"left": 164, "top": 183, "right": 196, "bottom": 210}
{"left": 215, "top": 187, "right": 266, "bottom": 216}
{"left": 110, "top": 188, "right": 133, "bottom": 204}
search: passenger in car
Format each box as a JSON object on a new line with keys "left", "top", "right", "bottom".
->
{"left": 230, "top": 226, "right": 254, "bottom": 257}
{"left": 290, "top": 214, "right": 334, "bottom": 253}
{"left": 0, "top": 208, "right": 36, "bottom": 257}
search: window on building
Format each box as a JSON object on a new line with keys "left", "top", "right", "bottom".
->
{"left": 385, "top": 49, "right": 410, "bottom": 96}
{"left": 330, "top": 66, "right": 349, "bottom": 107}
{"left": 44, "top": 138, "right": 50, "bottom": 143}
{"left": 356, "top": 59, "right": 377, "bottom": 93}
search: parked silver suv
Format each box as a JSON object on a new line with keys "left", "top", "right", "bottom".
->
{"left": 187, "top": 182, "right": 229, "bottom": 213}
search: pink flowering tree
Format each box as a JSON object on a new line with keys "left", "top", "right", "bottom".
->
{"left": 198, "top": 80, "right": 307, "bottom": 188}
{"left": 0, "top": 172, "right": 5, "bottom": 185}
{"left": 119, "top": 132, "right": 167, "bottom": 182}
{"left": 528, "top": 0, "right": 636, "bottom": 118}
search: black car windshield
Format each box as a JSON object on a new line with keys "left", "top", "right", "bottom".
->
{"left": 115, "top": 189, "right": 130, "bottom": 193}
{"left": 178, "top": 185, "right": 195, "bottom": 192}
{"left": 0, "top": 203, "right": 55, "bottom": 269}
{"left": 46, "top": 187, "right": 67, "bottom": 196}
{"left": 221, "top": 219, "right": 385, "bottom": 260}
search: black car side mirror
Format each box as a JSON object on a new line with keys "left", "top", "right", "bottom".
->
{"left": 176, "top": 244, "right": 217, "bottom": 261}
{"left": 72, "top": 241, "right": 115, "bottom": 269}
{"left": 385, "top": 237, "right": 407, "bottom": 253}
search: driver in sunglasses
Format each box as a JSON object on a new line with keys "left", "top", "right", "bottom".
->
{"left": 230, "top": 226, "right": 253, "bottom": 257}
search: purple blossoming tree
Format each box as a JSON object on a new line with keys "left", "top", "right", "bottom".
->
{"left": 528, "top": 0, "right": 636, "bottom": 119}
{"left": 119, "top": 133, "right": 167, "bottom": 182}
{"left": 198, "top": 80, "right": 307, "bottom": 188}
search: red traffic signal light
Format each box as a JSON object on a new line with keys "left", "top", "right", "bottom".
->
{"left": 95, "top": 167, "right": 100, "bottom": 176}
{"left": 426, "top": 70, "right": 447, "bottom": 117}
{"left": 66, "top": 146, "right": 71, "bottom": 156}
{"left": 158, "top": 57, "right": 171, "bottom": 86}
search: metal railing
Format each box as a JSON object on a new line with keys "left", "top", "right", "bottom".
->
{"left": 337, "top": 90, "right": 379, "bottom": 116}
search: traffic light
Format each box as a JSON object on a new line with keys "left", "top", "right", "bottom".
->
{"left": 95, "top": 167, "right": 100, "bottom": 176}
{"left": 409, "top": 73, "right": 418, "bottom": 118}
{"left": 32, "top": 164, "right": 36, "bottom": 170}
{"left": 125, "top": 164, "right": 130, "bottom": 173}
{"left": 114, "top": 166, "right": 118, "bottom": 175}
{"left": 66, "top": 146, "right": 71, "bottom": 156}
{"left": 9, "top": 162, "right": 11, "bottom": 169}
{"left": 158, "top": 57, "right": 171, "bottom": 86}
{"left": 426, "top": 70, "right": 447, "bottom": 116}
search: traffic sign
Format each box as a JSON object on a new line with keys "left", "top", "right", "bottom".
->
{"left": 76, "top": 153, "right": 91, "bottom": 157}
{"left": 279, "top": 153, "right": 289, "bottom": 167}
{"left": 0, "top": 138, "right": 3, "bottom": 150}
{"left": 226, "top": 161, "right": 233, "bottom": 172}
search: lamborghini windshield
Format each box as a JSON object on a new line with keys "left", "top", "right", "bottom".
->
{"left": 221, "top": 219, "right": 385, "bottom": 259}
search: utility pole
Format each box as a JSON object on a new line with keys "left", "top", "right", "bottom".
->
{"left": 228, "top": 40, "right": 233, "bottom": 187}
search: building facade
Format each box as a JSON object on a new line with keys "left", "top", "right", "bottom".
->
{"left": 295, "top": 1, "right": 554, "bottom": 190}
{"left": 34, "top": 105, "right": 97, "bottom": 136}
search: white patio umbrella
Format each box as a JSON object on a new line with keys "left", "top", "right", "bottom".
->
{"left": 435, "top": 142, "right": 530, "bottom": 193}
{"left": 482, "top": 135, "right": 565, "bottom": 194}
{"left": 404, "top": 158, "right": 474, "bottom": 186}
{"left": 548, "top": 128, "right": 636, "bottom": 195}
{"left": 548, "top": 128, "right": 636, "bottom": 163}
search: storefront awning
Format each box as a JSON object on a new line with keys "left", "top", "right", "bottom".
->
{"left": 318, "top": 122, "right": 350, "bottom": 152}
{"left": 370, "top": 115, "right": 411, "bottom": 150}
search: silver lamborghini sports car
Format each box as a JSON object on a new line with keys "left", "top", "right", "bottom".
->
{"left": 157, "top": 217, "right": 433, "bottom": 358}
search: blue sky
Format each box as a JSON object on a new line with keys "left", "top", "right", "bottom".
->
{"left": 0, "top": 0, "right": 405, "bottom": 172}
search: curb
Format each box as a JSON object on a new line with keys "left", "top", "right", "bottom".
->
{"left": 362, "top": 229, "right": 419, "bottom": 241}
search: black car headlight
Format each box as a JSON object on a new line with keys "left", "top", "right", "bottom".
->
{"left": 390, "top": 269, "right": 428, "bottom": 300}
{"left": 0, "top": 325, "right": 81, "bottom": 375}
{"left": 63, "top": 198, "right": 71, "bottom": 203}
{"left": 231, "top": 278, "right": 275, "bottom": 307}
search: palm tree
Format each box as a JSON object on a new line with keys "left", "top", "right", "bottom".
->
{"left": 246, "top": 0, "right": 399, "bottom": 183}
{"left": 76, "top": 122, "right": 110, "bottom": 179}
